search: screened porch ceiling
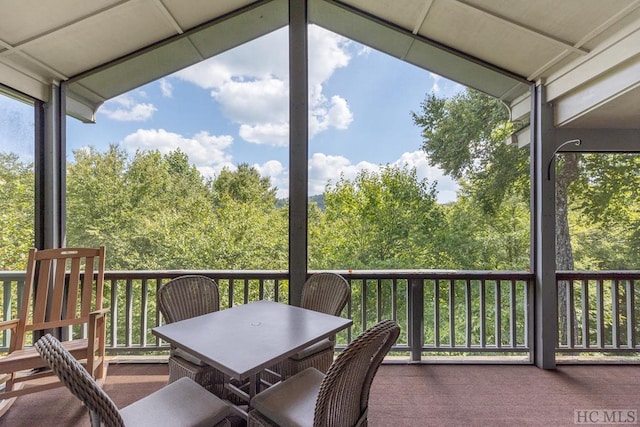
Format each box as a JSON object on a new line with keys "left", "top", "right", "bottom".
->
{"left": 1, "top": 0, "right": 640, "bottom": 131}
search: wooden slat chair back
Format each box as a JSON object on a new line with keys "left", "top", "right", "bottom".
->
{"left": 0, "top": 246, "right": 108, "bottom": 418}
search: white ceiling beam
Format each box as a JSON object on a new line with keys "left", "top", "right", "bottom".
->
{"left": 528, "top": 0, "right": 640, "bottom": 80}
{"left": 412, "top": 0, "right": 434, "bottom": 35}
{"left": 0, "top": 61, "right": 50, "bottom": 102}
{"left": 546, "top": 25, "right": 640, "bottom": 101}
{"left": 553, "top": 56, "right": 640, "bottom": 127}
{"left": 151, "top": 0, "right": 185, "bottom": 34}
{"left": 453, "top": 0, "right": 589, "bottom": 56}
{"left": 0, "top": 0, "right": 131, "bottom": 58}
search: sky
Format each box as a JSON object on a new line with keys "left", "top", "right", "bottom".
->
{"left": 1, "top": 25, "right": 463, "bottom": 203}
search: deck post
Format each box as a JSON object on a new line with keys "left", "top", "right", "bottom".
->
{"left": 288, "top": 0, "right": 309, "bottom": 306}
{"left": 532, "top": 84, "right": 557, "bottom": 369}
{"left": 34, "top": 83, "right": 66, "bottom": 250}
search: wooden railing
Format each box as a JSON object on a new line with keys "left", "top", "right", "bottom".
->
{"left": 2, "top": 269, "right": 638, "bottom": 361}
{"left": 556, "top": 271, "right": 640, "bottom": 353}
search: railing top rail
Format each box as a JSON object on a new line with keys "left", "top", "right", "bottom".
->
{"left": 322, "top": 270, "right": 534, "bottom": 280}
{"left": 1, "top": 269, "right": 536, "bottom": 280}
{"left": 4, "top": 269, "right": 640, "bottom": 280}
{"left": 557, "top": 270, "right": 640, "bottom": 279}
{"left": 100, "top": 270, "right": 289, "bottom": 280}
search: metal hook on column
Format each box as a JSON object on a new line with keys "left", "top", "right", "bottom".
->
{"left": 547, "top": 139, "right": 581, "bottom": 180}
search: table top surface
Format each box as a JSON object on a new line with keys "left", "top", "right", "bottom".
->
{"left": 152, "top": 300, "right": 352, "bottom": 380}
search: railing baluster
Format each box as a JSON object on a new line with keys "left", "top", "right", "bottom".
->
{"left": 448, "top": 279, "right": 455, "bottom": 347}
{"left": 567, "top": 280, "right": 575, "bottom": 349}
{"left": 626, "top": 280, "right": 635, "bottom": 349}
{"left": 346, "top": 279, "right": 353, "bottom": 344}
{"left": 596, "top": 279, "right": 604, "bottom": 348}
{"left": 140, "top": 278, "right": 148, "bottom": 348}
{"left": 2, "top": 279, "right": 12, "bottom": 347}
{"left": 480, "top": 280, "right": 486, "bottom": 348}
{"left": 612, "top": 279, "right": 620, "bottom": 349}
{"left": 391, "top": 278, "right": 398, "bottom": 323}
{"left": 110, "top": 279, "right": 118, "bottom": 348}
{"left": 155, "top": 278, "right": 162, "bottom": 347}
{"left": 495, "top": 280, "right": 501, "bottom": 348}
{"left": 125, "top": 278, "right": 133, "bottom": 348}
{"left": 526, "top": 277, "right": 534, "bottom": 355}
{"left": 510, "top": 280, "right": 517, "bottom": 348}
{"left": 434, "top": 280, "right": 440, "bottom": 348}
{"left": 227, "top": 279, "right": 234, "bottom": 308}
{"left": 361, "top": 278, "right": 367, "bottom": 332}
{"left": 581, "top": 279, "right": 589, "bottom": 349}
{"left": 466, "top": 279, "right": 472, "bottom": 348}
{"left": 376, "top": 279, "right": 382, "bottom": 322}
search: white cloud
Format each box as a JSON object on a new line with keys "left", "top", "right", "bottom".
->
{"left": 99, "top": 94, "right": 156, "bottom": 122}
{"left": 429, "top": 72, "right": 441, "bottom": 93}
{"left": 121, "top": 129, "right": 234, "bottom": 177}
{"left": 308, "top": 152, "right": 378, "bottom": 195}
{"left": 309, "top": 95, "right": 353, "bottom": 137}
{"left": 159, "top": 79, "right": 173, "bottom": 97}
{"left": 253, "top": 160, "right": 287, "bottom": 198}
{"left": 213, "top": 78, "right": 288, "bottom": 125}
{"left": 239, "top": 122, "right": 289, "bottom": 146}
{"left": 174, "top": 25, "right": 354, "bottom": 147}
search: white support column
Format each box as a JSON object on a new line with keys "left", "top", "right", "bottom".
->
{"left": 288, "top": 0, "right": 308, "bottom": 306}
{"left": 34, "top": 83, "right": 66, "bottom": 250}
{"left": 533, "top": 84, "right": 557, "bottom": 369}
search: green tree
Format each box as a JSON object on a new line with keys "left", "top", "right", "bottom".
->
{"left": 570, "top": 153, "right": 640, "bottom": 269}
{"left": 212, "top": 163, "right": 277, "bottom": 207}
{"left": 0, "top": 153, "right": 33, "bottom": 270}
{"left": 313, "top": 164, "right": 443, "bottom": 269}
{"left": 438, "top": 187, "right": 529, "bottom": 270}
{"left": 411, "top": 89, "right": 529, "bottom": 214}
{"left": 66, "top": 145, "right": 132, "bottom": 268}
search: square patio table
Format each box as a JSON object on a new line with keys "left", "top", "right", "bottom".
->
{"left": 152, "top": 299, "right": 352, "bottom": 412}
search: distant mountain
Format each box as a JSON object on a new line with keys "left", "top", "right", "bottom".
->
{"left": 308, "top": 194, "right": 325, "bottom": 210}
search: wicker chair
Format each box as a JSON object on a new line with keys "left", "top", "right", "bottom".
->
{"left": 35, "top": 334, "right": 231, "bottom": 427}
{"left": 248, "top": 319, "right": 400, "bottom": 427}
{"left": 279, "top": 273, "right": 351, "bottom": 380}
{"left": 157, "top": 275, "right": 227, "bottom": 397}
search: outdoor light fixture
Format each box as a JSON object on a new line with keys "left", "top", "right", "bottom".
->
{"left": 547, "top": 139, "right": 581, "bottom": 180}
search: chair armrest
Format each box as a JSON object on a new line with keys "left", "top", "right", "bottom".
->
{"left": 88, "top": 308, "right": 109, "bottom": 343}
{"left": 0, "top": 318, "right": 19, "bottom": 332}
{"left": 89, "top": 308, "right": 110, "bottom": 319}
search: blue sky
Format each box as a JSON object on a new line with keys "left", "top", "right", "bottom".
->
{"left": 2, "top": 25, "right": 462, "bottom": 203}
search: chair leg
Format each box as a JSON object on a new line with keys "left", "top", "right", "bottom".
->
{"left": 0, "top": 374, "right": 21, "bottom": 418}
{"left": 0, "top": 396, "right": 18, "bottom": 418}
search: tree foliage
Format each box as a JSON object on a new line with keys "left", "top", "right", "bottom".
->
{"left": 66, "top": 147, "right": 286, "bottom": 270}
{"left": 412, "top": 89, "right": 529, "bottom": 215}
{"left": 1, "top": 101, "right": 638, "bottom": 275}
{"left": 310, "top": 165, "right": 443, "bottom": 269}
{"left": 0, "top": 153, "right": 33, "bottom": 269}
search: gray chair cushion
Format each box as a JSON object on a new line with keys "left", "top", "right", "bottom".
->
{"left": 251, "top": 368, "right": 324, "bottom": 427}
{"left": 290, "top": 338, "right": 333, "bottom": 361}
{"left": 120, "top": 377, "right": 230, "bottom": 427}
